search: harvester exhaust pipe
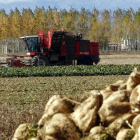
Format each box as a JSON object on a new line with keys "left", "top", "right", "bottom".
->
{"left": 79, "top": 33, "right": 82, "bottom": 40}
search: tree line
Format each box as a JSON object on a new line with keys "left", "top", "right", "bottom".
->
{"left": 0, "top": 6, "right": 140, "bottom": 49}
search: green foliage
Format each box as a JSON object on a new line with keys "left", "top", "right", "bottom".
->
{"left": 28, "top": 123, "right": 40, "bottom": 138}
{"left": 125, "top": 130, "right": 135, "bottom": 140}
{"left": 100, "top": 130, "right": 111, "bottom": 140}
{"left": 0, "top": 64, "right": 139, "bottom": 77}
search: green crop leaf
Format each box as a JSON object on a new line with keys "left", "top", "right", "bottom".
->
{"left": 0, "top": 64, "right": 139, "bottom": 77}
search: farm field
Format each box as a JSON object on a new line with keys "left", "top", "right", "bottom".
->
{"left": 1, "top": 52, "right": 140, "bottom": 139}
{"left": 0, "top": 75, "right": 129, "bottom": 139}
{"left": 100, "top": 54, "right": 140, "bottom": 64}
{"left": 1, "top": 53, "right": 140, "bottom": 65}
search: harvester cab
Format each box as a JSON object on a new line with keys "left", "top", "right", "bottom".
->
{"left": 20, "top": 35, "right": 38, "bottom": 53}
{"left": 20, "top": 29, "right": 54, "bottom": 55}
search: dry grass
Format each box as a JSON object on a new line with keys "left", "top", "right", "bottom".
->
{"left": 0, "top": 75, "right": 129, "bottom": 139}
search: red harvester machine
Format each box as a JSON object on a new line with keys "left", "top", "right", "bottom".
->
{"left": 5, "top": 29, "right": 100, "bottom": 67}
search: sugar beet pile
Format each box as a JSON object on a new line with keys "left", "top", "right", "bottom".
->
{"left": 12, "top": 67, "right": 140, "bottom": 140}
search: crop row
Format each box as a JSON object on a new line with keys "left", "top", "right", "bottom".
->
{"left": 0, "top": 64, "right": 140, "bottom": 77}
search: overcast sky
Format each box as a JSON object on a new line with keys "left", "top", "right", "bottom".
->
{"left": 0, "top": 0, "right": 140, "bottom": 14}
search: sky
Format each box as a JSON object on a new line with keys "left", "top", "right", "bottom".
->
{"left": 0, "top": 0, "right": 140, "bottom": 14}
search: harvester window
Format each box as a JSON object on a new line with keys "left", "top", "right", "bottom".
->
{"left": 80, "top": 42, "right": 89, "bottom": 51}
{"left": 19, "top": 39, "right": 28, "bottom": 53}
{"left": 26, "top": 37, "right": 38, "bottom": 52}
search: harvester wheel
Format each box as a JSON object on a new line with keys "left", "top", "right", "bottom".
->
{"left": 77, "top": 60, "right": 83, "bottom": 65}
{"left": 32, "top": 56, "right": 49, "bottom": 66}
{"left": 84, "top": 58, "right": 93, "bottom": 65}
